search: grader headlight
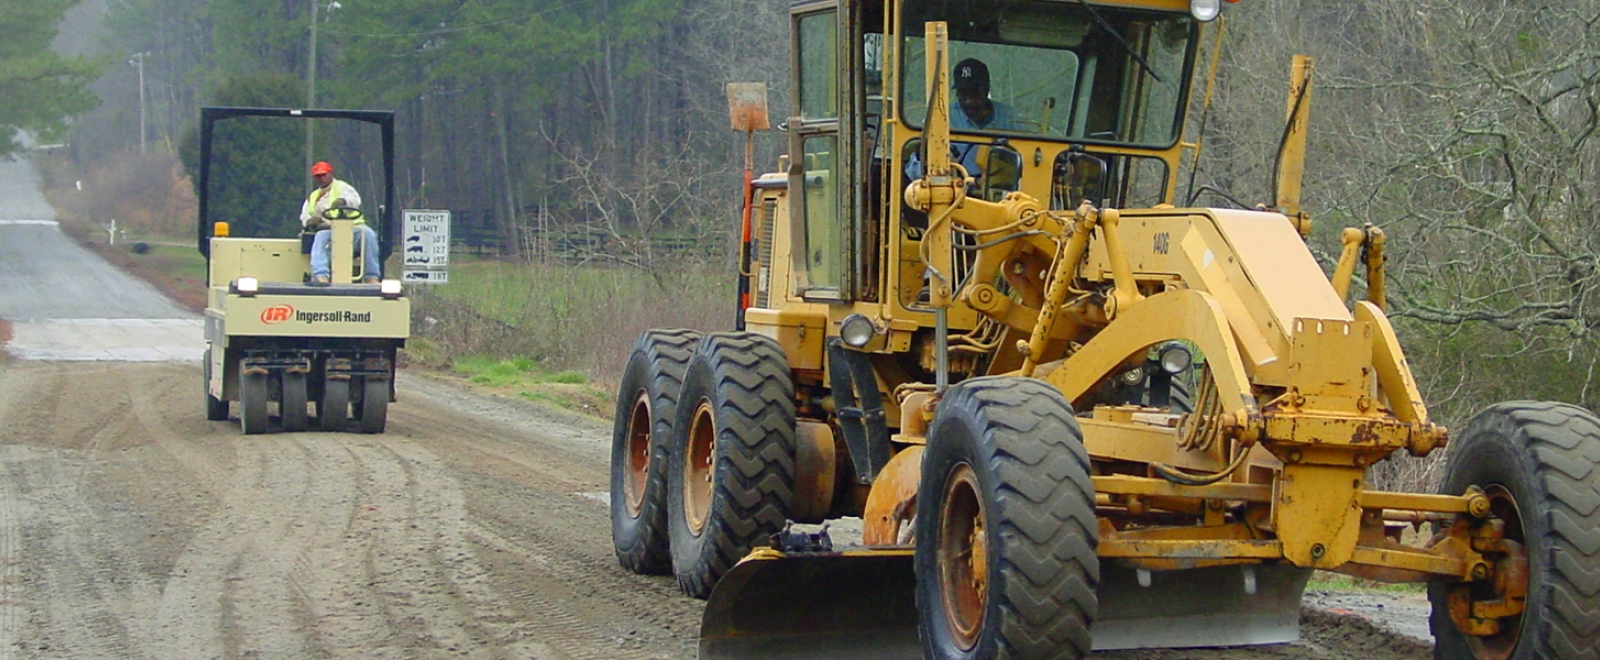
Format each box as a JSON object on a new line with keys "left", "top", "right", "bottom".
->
{"left": 1190, "top": 0, "right": 1222, "bottom": 21}
{"left": 1158, "top": 342, "right": 1193, "bottom": 374}
{"left": 840, "top": 314, "right": 876, "bottom": 348}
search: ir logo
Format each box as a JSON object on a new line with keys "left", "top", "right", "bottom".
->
{"left": 260, "top": 305, "right": 295, "bottom": 324}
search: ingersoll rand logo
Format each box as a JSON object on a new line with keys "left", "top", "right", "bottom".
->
{"left": 260, "top": 305, "right": 295, "bottom": 324}
{"left": 296, "top": 310, "right": 373, "bottom": 324}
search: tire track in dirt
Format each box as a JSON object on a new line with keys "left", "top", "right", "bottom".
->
{"left": 141, "top": 437, "right": 348, "bottom": 658}
{"left": 0, "top": 365, "right": 172, "bottom": 659}
{"left": 0, "top": 449, "right": 24, "bottom": 660}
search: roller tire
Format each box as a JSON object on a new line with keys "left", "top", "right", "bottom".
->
{"left": 666, "top": 331, "right": 796, "bottom": 598}
{"left": 321, "top": 377, "right": 350, "bottom": 431}
{"left": 281, "top": 371, "right": 309, "bottom": 432}
{"left": 204, "top": 348, "right": 228, "bottom": 421}
{"left": 916, "top": 376, "right": 1099, "bottom": 660}
{"left": 358, "top": 377, "right": 389, "bottom": 434}
{"left": 610, "top": 329, "right": 700, "bottom": 575}
{"left": 239, "top": 363, "right": 269, "bottom": 435}
{"left": 1429, "top": 401, "right": 1600, "bottom": 660}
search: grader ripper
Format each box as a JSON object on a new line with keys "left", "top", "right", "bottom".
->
{"left": 610, "top": 1, "right": 1600, "bottom": 658}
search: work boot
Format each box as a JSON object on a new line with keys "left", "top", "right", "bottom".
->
{"left": 311, "top": 275, "right": 331, "bottom": 286}
{"left": 361, "top": 277, "right": 380, "bottom": 284}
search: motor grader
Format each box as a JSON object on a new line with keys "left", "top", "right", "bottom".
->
{"left": 609, "top": 1, "right": 1600, "bottom": 658}
{"left": 199, "top": 107, "right": 408, "bottom": 435}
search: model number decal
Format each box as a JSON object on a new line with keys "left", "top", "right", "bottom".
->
{"left": 260, "top": 305, "right": 295, "bottom": 324}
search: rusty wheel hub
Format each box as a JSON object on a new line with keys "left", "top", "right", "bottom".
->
{"left": 684, "top": 400, "right": 717, "bottom": 534}
{"left": 938, "top": 464, "right": 987, "bottom": 651}
{"left": 623, "top": 393, "right": 652, "bottom": 515}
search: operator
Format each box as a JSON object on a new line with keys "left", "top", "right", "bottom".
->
{"left": 301, "top": 161, "right": 381, "bottom": 285}
{"left": 906, "top": 58, "right": 1023, "bottom": 184}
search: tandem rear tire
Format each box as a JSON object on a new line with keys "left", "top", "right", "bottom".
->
{"left": 321, "top": 376, "right": 349, "bottom": 431}
{"left": 916, "top": 377, "right": 1099, "bottom": 660}
{"left": 239, "top": 361, "right": 269, "bottom": 435}
{"left": 281, "top": 371, "right": 309, "bottom": 432}
{"left": 357, "top": 376, "right": 388, "bottom": 434}
{"left": 1429, "top": 401, "right": 1600, "bottom": 660}
{"left": 610, "top": 329, "right": 700, "bottom": 575}
{"left": 666, "top": 332, "right": 796, "bottom": 599}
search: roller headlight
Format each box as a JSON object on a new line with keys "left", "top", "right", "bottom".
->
{"left": 1190, "top": 0, "right": 1221, "bottom": 22}
{"left": 380, "top": 279, "right": 403, "bottom": 298}
{"left": 839, "top": 314, "right": 876, "bottom": 348}
{"left": 1158, "top": 343, "right": 1193, "bottom": 374}
{"left": 235, "top": 276, "right": 258, "bottom": 296}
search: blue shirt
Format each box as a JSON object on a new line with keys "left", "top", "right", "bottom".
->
{"left": 907, "top": 98, "right": 1022, "bottom": 180}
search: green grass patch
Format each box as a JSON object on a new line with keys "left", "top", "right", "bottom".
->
{"left": 1307, "top": 571, "right": 1425, "bottom": 594}
{"left": 450, "top": 354, "right": 605, "bottom": 416}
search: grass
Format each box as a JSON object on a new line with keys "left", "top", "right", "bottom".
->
{"left": 450, "top": 354, "right": 611, "bottom": 417}
{"left": 413, "top": 256, "right": 734, "bottom": 389}
{"left": 1307, "top": 571, "right": 1426, "bottom": 595}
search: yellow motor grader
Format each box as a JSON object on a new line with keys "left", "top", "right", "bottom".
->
{"left": 609, "top": 1, "right": 1600, "bottom": 658}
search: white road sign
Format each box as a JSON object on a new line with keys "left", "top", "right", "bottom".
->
{"left": 401, "top": 269, "right": 448, "bottom": 284}
{"left": 401, "top": 209, "right": 451, "bottom": 284}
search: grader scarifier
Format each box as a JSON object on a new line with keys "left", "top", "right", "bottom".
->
{"left": 610, "top": 1, "right": 1600, "bottom": 658}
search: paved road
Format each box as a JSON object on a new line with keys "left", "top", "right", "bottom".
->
{"left": 0, "top": 155, "right": 199, "bottom": 360}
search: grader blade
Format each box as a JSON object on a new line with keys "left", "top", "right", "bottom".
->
{"left": 699, "top": 551, "right": 919, "bottom": 660}
{"left": 1094, "top": 564, "right": 1313, "bottom": 649}
{"left": 699, "top": 551, "right": 1313, "bottom": 657}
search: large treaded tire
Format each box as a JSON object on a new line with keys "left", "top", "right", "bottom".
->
{"left": 916, "top": 376, "right": 1099, "bottom": 660}
{"left": 1429, "top": 401, "right": 1600, "bottom": 660}
{"left": 610, "top": 329, "right": 700, "bottom": 575}
{"left": 666, "top": 331, "right": 796, "bottom": 599}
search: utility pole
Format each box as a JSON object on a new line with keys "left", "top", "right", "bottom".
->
{"left": 130, "top": 53, "right": 146, "bottom": 154}
{"left": 305, "top": 0, "right": 318, "bottom": 175}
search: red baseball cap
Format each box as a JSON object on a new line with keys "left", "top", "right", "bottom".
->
{"left": 311, "top": 161, "right": 334, "bottom": 175}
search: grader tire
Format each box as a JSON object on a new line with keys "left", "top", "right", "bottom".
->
{"left": 916, "top": 376, "right": 1099, "bottom": 660}
{"left": 204, "top": 348, "right": 228, "bottom": 421}
{"left": 1429, "top": 401, "right": 1600, "bottom": 660}
{"left": 666, "top": 332, "right": 796, "bottom": 599}
{"left": 610, "top": 329, "right": 700, "bottom": 575}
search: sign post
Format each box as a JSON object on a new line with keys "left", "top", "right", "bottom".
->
{"left": 401, "top": 209, "right": 451, "bottom": 284}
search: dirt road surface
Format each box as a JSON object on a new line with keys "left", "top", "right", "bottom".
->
{"left": 0, "top": 151, "right": 1436, "bottom": 659}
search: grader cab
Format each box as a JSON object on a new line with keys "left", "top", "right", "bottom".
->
{"left": 610, "top": 1, "right": 1600, "bottom": 658}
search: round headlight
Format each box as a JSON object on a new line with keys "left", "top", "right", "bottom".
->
{"left": 1190, "top": 0, "right": 1222, "bottom": 22}
{"left": 1159, "top": 343, "right": 1194, "bottom": 374}
{"left": 839, "top": 314, "right": 876, "bottom": 348}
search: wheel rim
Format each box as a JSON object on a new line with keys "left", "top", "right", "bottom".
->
{"left": 683, "top": 399, "right": 716, "bottom": 535}
{"left": 938, "top": 463, "right": 987, "bottom": 651}
{"left": 623, "top": 392, "right": 652, "bottom": 515}
{"left": 1465, "top": 484, "right": 1527, "bottom": 660}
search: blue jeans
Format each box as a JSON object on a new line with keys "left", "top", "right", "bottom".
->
{"left": 311, "top": 224, "right": 381, "bottom": 280}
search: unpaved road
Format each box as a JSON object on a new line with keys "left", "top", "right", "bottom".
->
{"left": 0, "top": 151, "right": 1435, "bottom": 659}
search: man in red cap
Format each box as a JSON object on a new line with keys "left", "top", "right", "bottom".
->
{"left": 300, "top": 161, "right": 380, "bottom": 284}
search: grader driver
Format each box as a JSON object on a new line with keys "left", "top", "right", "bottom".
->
{"left": 610, "top": 1, "right": 1600, "bottom": 658}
